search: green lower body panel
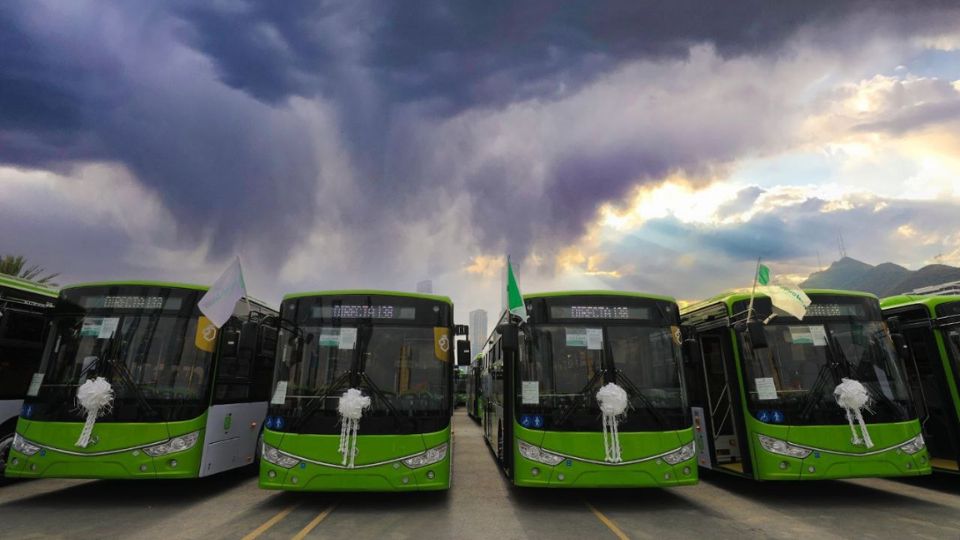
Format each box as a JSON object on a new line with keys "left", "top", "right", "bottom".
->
{"left": 512, "top": 425, "right": 698, "bottom": 488}
{"left": 259, "top": 426, "right": 452, "bottom": 492}
{"left": 7, "top": 416, "right": 207, "bottom": 480}
{"left": 748, "top": 420, "right": 931, "bottom": 480}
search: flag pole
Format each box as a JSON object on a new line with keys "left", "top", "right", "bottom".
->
{"left": 747, "top": 256, "right": 761, "bottom": 322}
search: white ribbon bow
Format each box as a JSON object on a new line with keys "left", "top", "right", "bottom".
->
{"left": 337, "top": 388, "right": 371, "bottom": 468}
{"left": 834, "top": 378, "right": 874, "bottom": 448}
{"left": 75, "top": 377, "right": 114, "bottom": 448}
{"left": 596, "top": 383, "right": 628, "bottom": 463}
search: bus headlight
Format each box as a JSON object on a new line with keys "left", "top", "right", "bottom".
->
{"left": 757, "top": 434, "right": 812, "bottom": 459}
{"left": 517, "top": 440, "right": 565, "bottom": 466}
{"left": 261, "top": 443, "right": 300, "bottom": 469}
{"left": 143, "top": 431, "right": 200, "bottom": 457}
{"left": 12, "top": 434, "right": 41, "bottom": 456}
{"left": 899, "top": 434, "right": 925, "bottom": 455}
{"left": 662, "top": 441, "right": 696, "bottom": 465}
{"left": 403, "top": 443, "right": 448, "bottom": 468}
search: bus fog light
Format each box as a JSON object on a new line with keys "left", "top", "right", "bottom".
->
{"left": 517, "top": 440, "right": 565, "bottom": 466}
{"left": 758, "top": 435, "right": 812, "bottom": 459}
{"left": 807, "top": 466, "right": 815, "bottom": 473}
{"left": 557, "top": 473, "right": 565, "bottom": 481}
{"left": 919, "top": 456, "right": 927, "bottom": 465}
{"left": 10, "top": 458, "right": 19, "bottom": 466}
{"left": 403, "top": 443, "right": 448, "bottom": 469}
{"left": 139, "top": 465, "right": 148, "bottom": 472}
{"left": 261, "top": 443, "right": 300, "bottom": 469}
{"left": 663, "top": 441, "right": 696, "bottom": 465}
{"left": 401, "top": 476, "right": 409, "bottom": 484}
{"left": 682, "top": 466, "right": 691, "bottom": 476}
{"left": 531, "top": 467, "right": 540, "bottom": 477}
{"left": 664, "top": 472, "right": 671, "bottom": 480}
{"left": 899, "top": 435, "right": 925, "bottom": 455}
{"left": 30, "top": 463, "right": 37, "bottom": 471}
{"left": 779, "top": 461, "right": 788, "bottom": 470}
{"left": 168, "top": 459, "right": 177, "bottom": 468}
{"left": 290, "top": 476, "right": 298, "bottom": 484}
{"left": 268, "top": 469, "right": 277, "bottom": 479}
{"left": 12, "top": 434, "right": 41, "bottom": 456}
{"left": 426, "top": 470, "right": 435, "bottom": 480}
{"left": 143, "top": 431, "right": 200, "bottom": 457}
{"left": 906, "top": 462, "right": 913, "bottom": 469}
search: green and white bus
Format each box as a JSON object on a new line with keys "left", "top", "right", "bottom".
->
{"left": 881, "top": 294, "right": 960, "bottom": 473}
{"left": 681, "top": 289, "right": 929, "bottom": 480}
{"left": 7, "top": 281, "right": 279, "bottom": 480}
{"left": 481, "top": 291, "right": 697, "bottom": 488}
{"left": 0, "top": 275, "right": 57, "bottom": 479}
{"left": 466, "top": 353, "right": 484, "bottom": 423}
{"left": 259, "top": 290, "right": 458, "bottom": 491}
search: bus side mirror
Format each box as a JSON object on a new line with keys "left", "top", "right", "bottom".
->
{"left": 499, "top": 323, "right": 519, "bottom": 352}
{"left": 886, "top": 316, "right": 902, "bottom": 334}
{"left": 456, "top": 340, "right": 471, "bottom": 367}
{"left": 747, "top": 320, "right": 768, "bottom": 349}
{"left": 680, "top": 325, "right": 699, "bottom": 365}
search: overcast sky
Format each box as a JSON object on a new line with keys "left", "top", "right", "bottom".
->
{"left": 3, "top": 1, "right": 960, "bottom": 323}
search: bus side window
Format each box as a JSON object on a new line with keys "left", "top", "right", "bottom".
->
{"left": 214, "top": 322, "right": 251, "bottom": 402}
{"left": 250, "top": 324, "right": 278, "bottom": 401}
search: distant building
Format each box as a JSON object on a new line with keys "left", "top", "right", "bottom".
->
{"left": 910, "top": 280, "right": 960, "bottom": 296}
{"left": 469, "top": 309, "right": 488, "bottom": 359}
{"left": 416, "top": 280, "right": 433, "bottom": 294}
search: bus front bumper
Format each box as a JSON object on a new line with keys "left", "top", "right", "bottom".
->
{"left": 259, "top": 453, "right": 451, "bottom": 491}
{"left": 5, "top": 437, "right": 202, "bottom": 480}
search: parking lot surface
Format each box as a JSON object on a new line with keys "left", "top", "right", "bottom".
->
{"left": 1, "top": 411, "right": 958, "bottom": 539}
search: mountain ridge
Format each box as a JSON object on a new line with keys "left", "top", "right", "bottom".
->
{"left": 799, "top": 257, "right": 960, "bottom": 297}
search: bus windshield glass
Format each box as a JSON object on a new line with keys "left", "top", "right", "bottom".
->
{"left": 26, "top": 286, "right": 212, "bottom": 422}
{"left": 740, "top": 320, "right": 913, "bottom": 425}
{"left": 519, "top": 323, "right": 687, "bottom": 431}
{"left": 270, "top": 294, "right": 453, "bottom": 435}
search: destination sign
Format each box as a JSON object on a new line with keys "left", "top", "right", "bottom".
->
{"left": 804, "top": 303, "right": 866, "bottom": 318}
{"left": 550, "top": 305, "right": 653, "bottom": 320}
{"left": 313, "top": 305, "right": 417, "bottom": 319}
{"left": 82, "top": 295, "right": 183, "bottom": 311}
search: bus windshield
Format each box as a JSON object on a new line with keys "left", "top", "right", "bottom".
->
{"left": 273, "top": 324, "right": 450, "bottom": 434}
{"left": 519, "top": 324, "right": 687, "bottom": 431}
{"left": 740, "top": 320, "right": 913, "bottom": 425}
{"left": 26, "top": 288, "right": 212, "bottom": 422}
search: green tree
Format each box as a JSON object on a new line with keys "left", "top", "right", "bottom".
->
{"left": 0, "top": 255, "right": 60, "bottom": 285}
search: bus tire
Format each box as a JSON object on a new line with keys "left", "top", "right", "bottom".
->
{"left": 0, "top": 428, "right": 14, "bottom": 485}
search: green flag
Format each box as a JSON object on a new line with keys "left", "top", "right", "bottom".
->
{"left": 506, "top": 256, "right": 528, "bottom": 321}
{"left": 757, "top": 264, "right": 770, "bottom": 286}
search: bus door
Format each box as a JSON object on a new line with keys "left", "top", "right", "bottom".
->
{"left": 903, "top": 323, "right": 960, "bottom": 470}
{"left": 698, "top": 332, "right": 742, "bottom": 470}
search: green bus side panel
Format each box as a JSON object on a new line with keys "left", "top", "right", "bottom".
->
{"left": 746, "top": 417, "right": 930, "bottom": 480}
{"left": 512, "top": 423, "right": 697, "bottom": 488}
{"left": 7, "top": 415, "right": 207, "bottom": 480}
{"left": 259, "top": 426, "right": 452, "bottom": 492}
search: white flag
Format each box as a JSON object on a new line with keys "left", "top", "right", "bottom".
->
{"left": 762, "top": 284, "right": 812, "bottom": 320}
{"left": 199, "top": 257, "right": 247, "bottom": 328}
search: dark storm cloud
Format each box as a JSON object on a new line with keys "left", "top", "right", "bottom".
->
{"left": 4, "top": 0, "right": 960, "bottom": 276}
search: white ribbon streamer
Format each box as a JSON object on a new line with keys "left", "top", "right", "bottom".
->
{"left": 337, "top": 388, "right": 371, "bottom": 468}
{"left": 75, "top": 377, "right": 114, "bottom": 448}
{"left": 596, "top": 383, "right": 628, "bottom": 463}
{"left": 834, "top": 378, "right": 874, "bottom": 448}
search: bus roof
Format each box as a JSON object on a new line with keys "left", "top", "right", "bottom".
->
{"left": 881, "top": 294, "right": 960, "bottom": 313}
{"left": 282, "top": 289, "right": 453, "bottom": 305}
{"left": 682, "top": 288, "right": 878, "bottom": 315}
{"left": 0, "top": 273, "right": 58, "bottom": 298}
{"left": 523, "top": 290, "right": 676, "bottom": 303}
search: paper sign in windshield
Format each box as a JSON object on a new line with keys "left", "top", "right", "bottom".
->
{"left": 339, "top": 327, "right": 357, "bottom": 350}
{"left": 809, "top": 325, "right": 828, "bottom": 346}
{"left": 98, "top": 317, "right": 119, "bottom": 339}
{"left": 319, "top": 329, "right": 339, "bottom": 347}
{"left": 27, "top": 373, "right": 44, "bottom": 396}
{"left": 521, "top": 381, "right": 540, "bottom": 404}
{"left": 790, "top": 325, "right": 827, "bottom": 346}
{"left": 586, "top": 328, "right": 603, "bottom": 350}
{"left": 566, "top": 328, "right": 587, "bottom": 347}
{"left": 755, "top": 377, "right": 778, "bottom": 400}
{"left": 80, "top": 318, "right": 103, "bottom": 337}
{"left": 271, "top": 381, "right": 288, "bottom": 405}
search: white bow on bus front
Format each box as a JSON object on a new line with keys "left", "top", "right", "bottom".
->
{"left": 596, "top": 383, "right": 628, "bottom": 463}
{"left": 338, "top": 388, "right": 371, "bottom": 468}
{"left": 75, "top": 377, "right": 114, "bottom": 448}
{"left": 834, "top": 378, "right": 874, "bottom": 449}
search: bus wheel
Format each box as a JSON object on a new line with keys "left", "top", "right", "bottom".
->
{"left": 0, "top": 431, "right": 14, "bottom": 484}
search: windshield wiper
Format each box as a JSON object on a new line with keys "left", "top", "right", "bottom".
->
{"left": 613, "top": 370, "right": 667, "bottom": 429}
{"left": 291, "top": 370, "right": 352, "bottom": 430}
{"left": 554, "top": 368, "right": 605, "bottom": 427}
{"left": 799, "top": 332, "right": 848, "bottom": 422}
{"left": 98, "top": 356, "right": 162, "bottom": 420}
